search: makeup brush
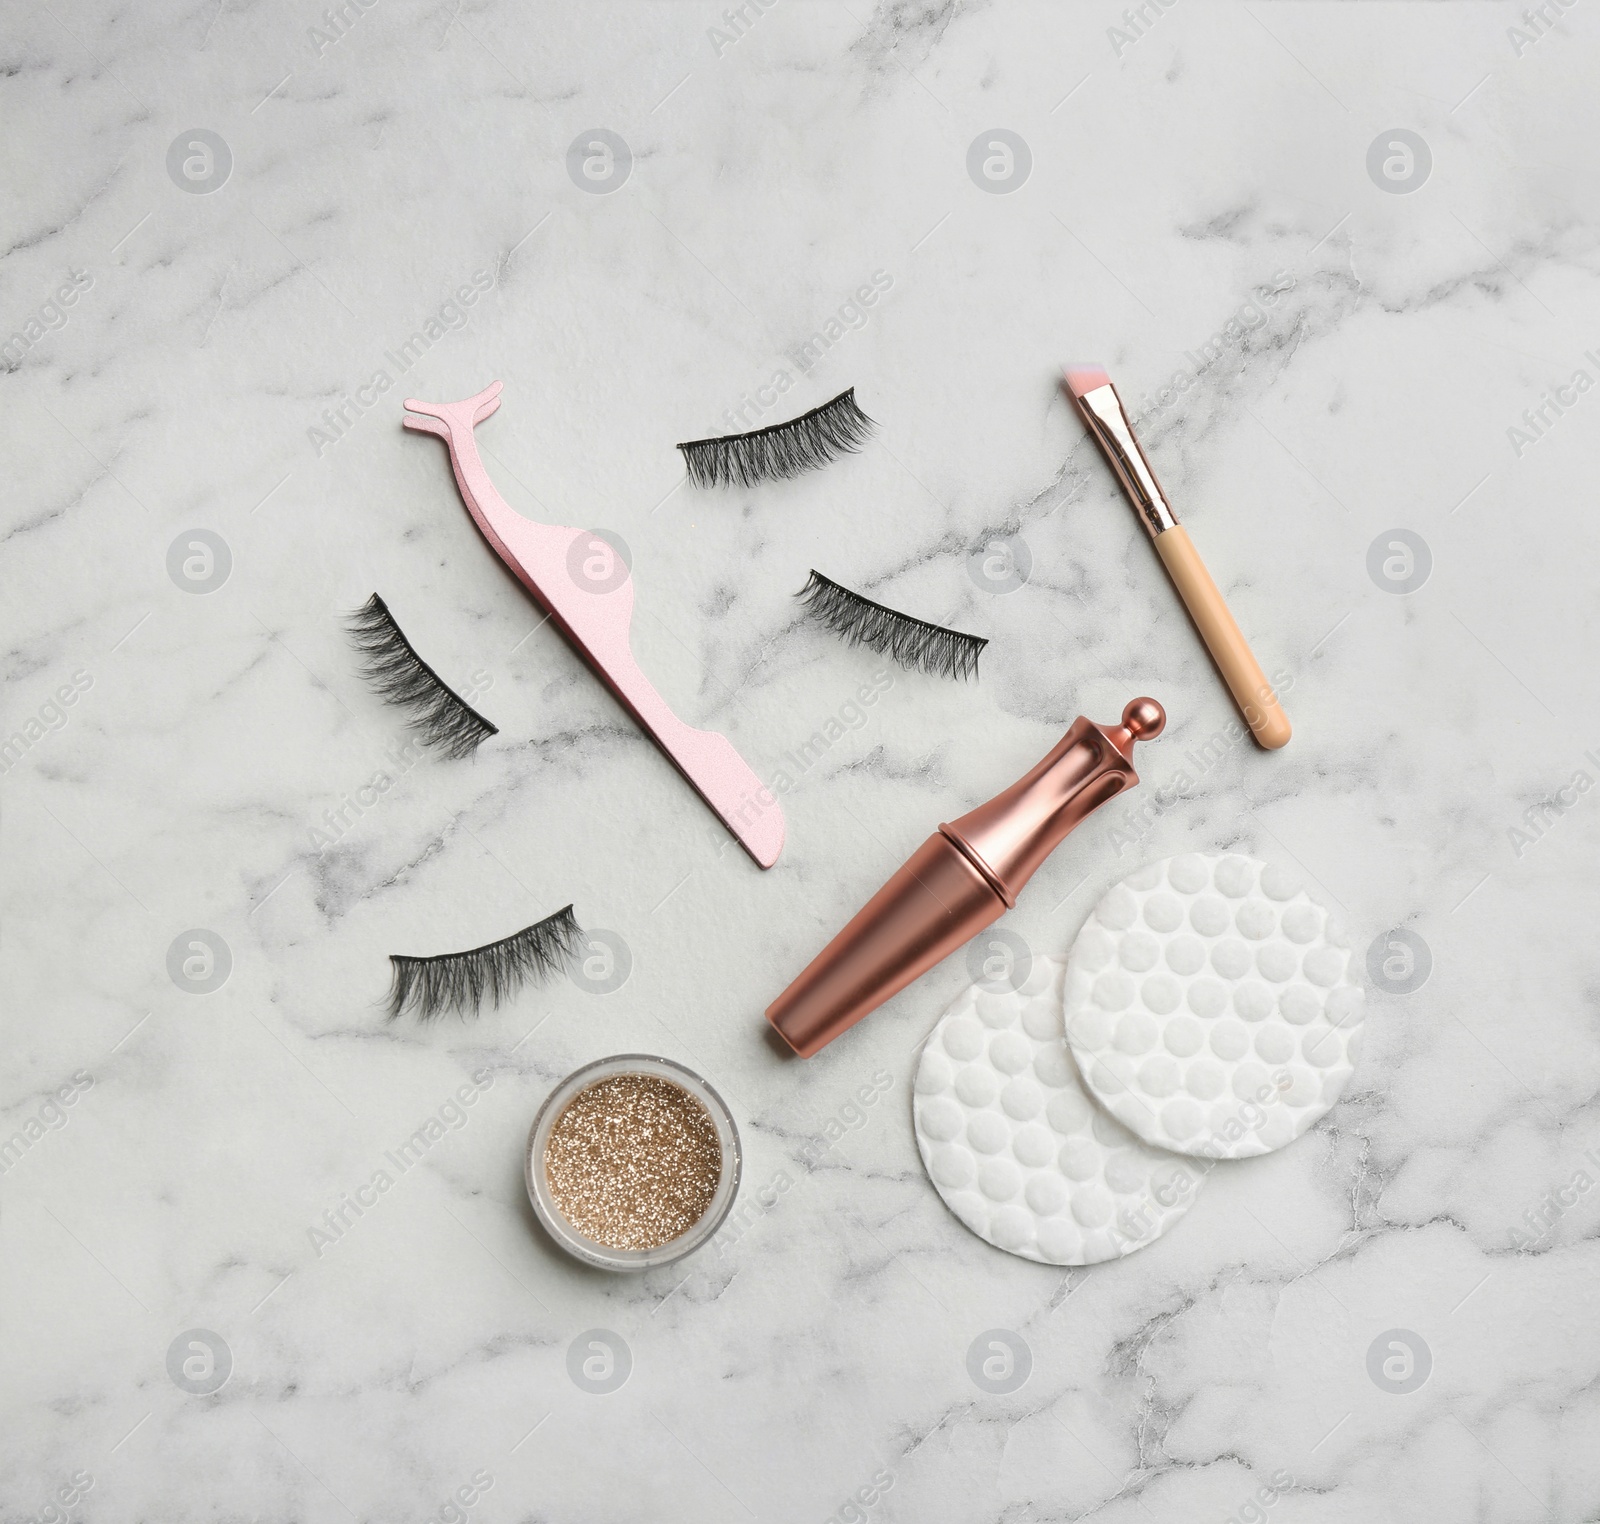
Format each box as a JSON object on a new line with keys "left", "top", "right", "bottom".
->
{"left": 1064, "top": 365, "right": 1291, "bottom": 750}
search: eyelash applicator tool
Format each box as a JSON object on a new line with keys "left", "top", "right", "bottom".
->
{"left": 405, "top": 383, "right": 785, "bottom": 867}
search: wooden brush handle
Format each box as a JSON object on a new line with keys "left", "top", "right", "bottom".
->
{"left": 1154, "top": 526, "right": 1291, "bottom": 750}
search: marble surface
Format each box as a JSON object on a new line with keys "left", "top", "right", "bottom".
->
{"left": 4, "top": 3, "right": 1600, "bottom": 1519}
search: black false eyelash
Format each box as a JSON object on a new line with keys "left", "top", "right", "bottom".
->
{"left": 677, "top": 387, "right": 875, "bottom": 488}
{"left": 796, "top": 570, "right": 988, "bottom": 681}
{"left": 387, "top": 905, "right": 585, "bottom": 1021}
{"left": 346, "top": 593, "right": 498, "bottom": 760}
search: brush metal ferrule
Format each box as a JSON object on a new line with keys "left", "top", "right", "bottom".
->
{"left": 1074, "top": 383, "right": 1179, "bottom": 538}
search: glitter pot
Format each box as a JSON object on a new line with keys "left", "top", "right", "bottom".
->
{"left": 525, "top": 1055, "right": 742, "bottom": 1271}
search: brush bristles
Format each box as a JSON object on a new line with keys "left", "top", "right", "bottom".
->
{"left": 678, "top": 388, "right": 875, "bottom": 489}
{"left": 387, "top": 905, "right": 585, "bottom": 1021}
{"left": 346, "top": 593, "right": 498, "bottom": 760}
{"left": 796, "top": 570, "right": 987, "bottom": 681}
{"left": 1063, "top": 364, "right": 1112, "bottom": 400}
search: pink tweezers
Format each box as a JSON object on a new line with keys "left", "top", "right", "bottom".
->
{"left": 405, "top": 382, "right": 784, "bottom": 868}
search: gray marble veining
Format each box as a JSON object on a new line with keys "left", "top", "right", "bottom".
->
{"left": 3, "top": 3, "right": 1599, "bottom": 1520}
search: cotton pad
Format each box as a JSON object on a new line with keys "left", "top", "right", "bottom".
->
{"left": 913, "top": 957, "right": 1205, "bottom": 1266}
{"left": 1062, "top": 853, "right": 1364, "bottom": 1160}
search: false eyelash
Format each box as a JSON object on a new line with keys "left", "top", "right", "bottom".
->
{"left": 677, "top": 387, "right": 875, "bottom": 488}
{"left": 796, "top": 569, "right": 988, "bottom": 681}
{"left": 387, "top": 905, "right": 585, "bottom": 1021}
{"left": 347, "top": 593, "right": 498, "bottom": 760}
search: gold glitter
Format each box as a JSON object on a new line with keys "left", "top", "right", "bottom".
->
{"left": 544, "top": 1074, "right": 722, "bottom": 1251}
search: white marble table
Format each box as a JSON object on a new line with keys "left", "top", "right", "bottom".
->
{"left": 4, "top": 4, "right": 1598, "bottom": 1519}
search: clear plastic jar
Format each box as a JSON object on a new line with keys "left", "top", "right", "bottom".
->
{"left": 525, "top": 1054, "right": 742, "bottom": 1271}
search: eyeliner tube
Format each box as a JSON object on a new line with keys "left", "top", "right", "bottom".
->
{"left": 766, "top": 699, "right": 1165, "bottom": 1057}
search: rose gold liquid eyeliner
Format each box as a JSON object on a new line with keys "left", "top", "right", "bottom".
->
{"left": 767, "top": 699, "right": 1165, "bottom": 1056}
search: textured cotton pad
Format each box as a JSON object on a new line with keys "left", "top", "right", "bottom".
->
{"left": 914, "top": 957, "right": 1206, "bottom": 1265}
{"left": 1063, "top": 854, "right": 1364, "bottom": 1160}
